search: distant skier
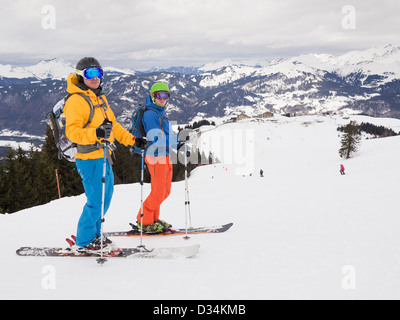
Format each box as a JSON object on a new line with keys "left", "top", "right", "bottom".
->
{"left": 260, "top": 169, "right": 264, "bottom": 177}
{"left": 340, "top": 164, "right": 345, "bottom": 175}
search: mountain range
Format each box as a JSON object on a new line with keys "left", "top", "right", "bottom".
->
{"left": 1, "top": 44, "right": 400, "bottom": 139}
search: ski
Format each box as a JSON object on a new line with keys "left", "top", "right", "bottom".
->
{"left": 104, "top": 222, "right": 233, "bottom": 238}
{"left": 16, "top": 244, "right": 200, "bottom": 259}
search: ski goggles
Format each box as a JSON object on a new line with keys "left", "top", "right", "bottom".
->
{"left": 76, "top": 67, "right": 104, "bottom": 80}
{"left": 154, "top": 92, "right": 170, "bottom": 100}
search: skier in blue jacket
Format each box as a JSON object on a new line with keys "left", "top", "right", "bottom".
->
{"left": 137, "top": 82, "right": 178, "bottom": 233}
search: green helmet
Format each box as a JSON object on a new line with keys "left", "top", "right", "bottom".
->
{"left": 151, "top": 82, "right": 169, "bottom": 93}
{"left": 150, "top": 82, "right": 170, "bottom": 106}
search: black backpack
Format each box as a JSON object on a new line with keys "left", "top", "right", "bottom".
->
{"left": 130, "top": 104, "right": 167, "bottom": 154}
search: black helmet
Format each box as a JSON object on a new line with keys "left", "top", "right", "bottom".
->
{"left": 75, "top": 57, "right": 102, "bottom": 83}
{"left": 76, "top": 57, "right": 102, "bottom": 71}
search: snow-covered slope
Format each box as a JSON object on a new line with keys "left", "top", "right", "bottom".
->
{"left": 0, "top": 58, "right": 136, "bottom": 80}
{"left": 0, "top": 64, "right": 35, "bottom": 79}
{"left": 0, "top": 58, "right": 74, "bottom": 80}
{"left": 200, "top": 44, "right": 400, "bottom": 86}
{"left": 1, "top": 115, "right": 400, "bottom": 300}
{"left": 2, "top": 44, "right": 400, "bottom": 82}
{"left": 24, "top": 59, "right": 74, "bottom": 80}
{"left": 287, "top": 45, "right": 400, "bottom": 85}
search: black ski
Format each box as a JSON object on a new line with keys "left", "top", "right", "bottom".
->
{"left": 16, "top": 244, "right": 200, "bottom": 259}
{"left": 104, "top": 222, "right": 233, "bottom": 238}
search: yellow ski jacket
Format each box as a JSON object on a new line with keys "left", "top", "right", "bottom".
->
{"left": 64, "top": 73, "right": 135, "bottom": 160}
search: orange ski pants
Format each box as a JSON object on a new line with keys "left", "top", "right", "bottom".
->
{"left": 137, "top": 155, "right": 173, "bottom": 225}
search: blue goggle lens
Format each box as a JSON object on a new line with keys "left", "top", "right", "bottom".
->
{"left": 155, "top": 92, "right": 170, "bottom": 99}
{"left": 83, "top": 67, "right": 103, "bottom": 80}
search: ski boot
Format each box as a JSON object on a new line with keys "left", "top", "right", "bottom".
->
{"left": 137, "top": 221, "right": 165, "bottom": 234}
{"left": 72, "top": 236, "right": 117, "bottom": 256}
{"left": 156, "top": 219, "right": 173, "bottom": 231}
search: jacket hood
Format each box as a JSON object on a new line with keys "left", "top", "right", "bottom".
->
{"left": 145, "top": 95, "right": 167, "bottom": 112}
{"left": 67, "top": 73, "right": 84, "bottom": 95}
{"left": 67, "top": 73, "right": 103, "bottom": 96}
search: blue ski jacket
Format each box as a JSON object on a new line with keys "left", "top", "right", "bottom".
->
{"left": 142, "top": 95, "right": 178, "bottom": 157}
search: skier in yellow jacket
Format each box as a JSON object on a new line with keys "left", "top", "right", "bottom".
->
{"left": 64, "top": 57, "right": 145, "bottom": 254}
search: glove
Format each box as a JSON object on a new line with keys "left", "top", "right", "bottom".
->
{"left": 177, "top": 141, "right": 185, "bottom": 150}
{"left": 96, "top": 119, "right": 113, "bottom": 140}
{"left": 177, "top": 135, "right": 190, "bottom": 150}
{"left": 134, "top": 137, "right": 148, "bottom": 150}
{"left": 177, "top": 141, "right": 190, "bottom": 157}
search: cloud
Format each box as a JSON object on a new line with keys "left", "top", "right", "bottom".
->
{"left": 0, "top": 0, "right": 399, "bottom": 69}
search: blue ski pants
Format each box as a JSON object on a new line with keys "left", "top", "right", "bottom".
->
{"left": 75, "top": 158, "right": 114, "bottom": 247}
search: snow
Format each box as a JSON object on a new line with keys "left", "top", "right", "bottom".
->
{"left": 0, "top": 64, "right": 34, "bottom": 79}
{"left": 197, "top": 44, "right": 400, "bottom": 91}
{"left": 0, "top": 59, "right": 136, "bottom": 80}
{"left": 1, "top": 115, "right": 400, "bottom": 299}
{"left": 199, "top": 59, "right": 237, "bottom": 72}
{"left": 25, "top": 59, "right": 74, "bottom": 80}
{"left": 103, "top": 67, "right": 136, "bottom": 76}
{"left": 0, "top": 130, "right": 44, "bottom": 151}
{"left": 0, "top": 140, "right": 35, "bottom": 150}
{"left": 0, "top": 59, "right": 74, "bottom": 80}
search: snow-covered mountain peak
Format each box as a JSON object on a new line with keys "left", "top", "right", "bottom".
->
{"left": 0, "top": 58, "right": 139, "bottom": 80}
{"left": 195, "top": 45, "right": 400, "bottom": 89}
{"left": 198, "top": 59, "right": 239, "bottom": 72}
{"left": 0, "top": 64, "right": 33, "bottom": 79}
{"left": 103, "top": 66, "right": 136, "bottom": 76}
{"left": 24, "top": 58, "right": 74, "bottom": 80}
{"left": 0, "top": 58, "right": 74, "bottom": 80}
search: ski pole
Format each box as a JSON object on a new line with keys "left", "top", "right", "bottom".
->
{"left": 183, "top": 138, "right": 192, "bottom": 240}
{"left": 138, "top": 147, "right": 146, "bottom": 250}
{"left": 55, "top": 169, "right": 61, "bottom": 199}
{"left": 97, "top": 140, "right": 109, "bottom": 265}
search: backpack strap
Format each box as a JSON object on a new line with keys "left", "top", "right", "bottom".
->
{"left": 66, "top": 93, "right": 93, "bottom": 128}
{"left": 65, "top": 93, "right": 112, "bottom": 159}
{"left": 65, "top": 93, "right": 107, "bottom": 127}
{"left": 137, "top": 104, "right": 147, "bottom": 137}
{"left": 141, "top": 106, "right": 168, "bottom": 135}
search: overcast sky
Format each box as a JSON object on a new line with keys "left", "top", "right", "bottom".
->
{"left": 0, "top": 0, "right": 399, "bottom": 70}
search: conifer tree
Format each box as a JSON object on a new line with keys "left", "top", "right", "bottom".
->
{"left": 113, "top": 143, "right": 143, "bottom": 184}
{"left": 41, "top": 126, "right": 83, "bottom": 197}
{"left": 339, "top": 121, "right": 361, "bottom": 159}
{"left": 26, "top": 144, "right": 45, "bottom": 205}
{"left": 3, "top": 147, "right": 25, "bottom": 212}
{"left": 15, "top": 146, "right": 37, "bottom": 209}
{"left": 0, "top": 126, "right": 202, "bottom": 214}
{"left": 0, "top": 161, "right": 6, "bottom": 214}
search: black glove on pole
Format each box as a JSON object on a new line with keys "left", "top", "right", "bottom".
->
{"left": 135, "top": 137, "right": 148, "bottom": 150}
{"left": 96, "top": 119, "right": 113, "bottom": 140}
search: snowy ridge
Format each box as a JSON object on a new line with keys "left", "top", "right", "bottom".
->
{"left": 24, "top": 59, "right": 74, "bottom": 80}
{"left": 2, "top": 45, "right": 400, "bottom": 143}
{"left": 0, "top": 58, "right": 136, "bottom": 80}
{"left": 1, "top": 114, "right": 400, "bottom": 299}
{"left": 0, "top": 58, "right": 74, "bottom": 80}
{"left": 2, "top": 44, "right": 400, "bottom": 82}
{"left": 199, "top": 44, "right": 400, "bottom": 88}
